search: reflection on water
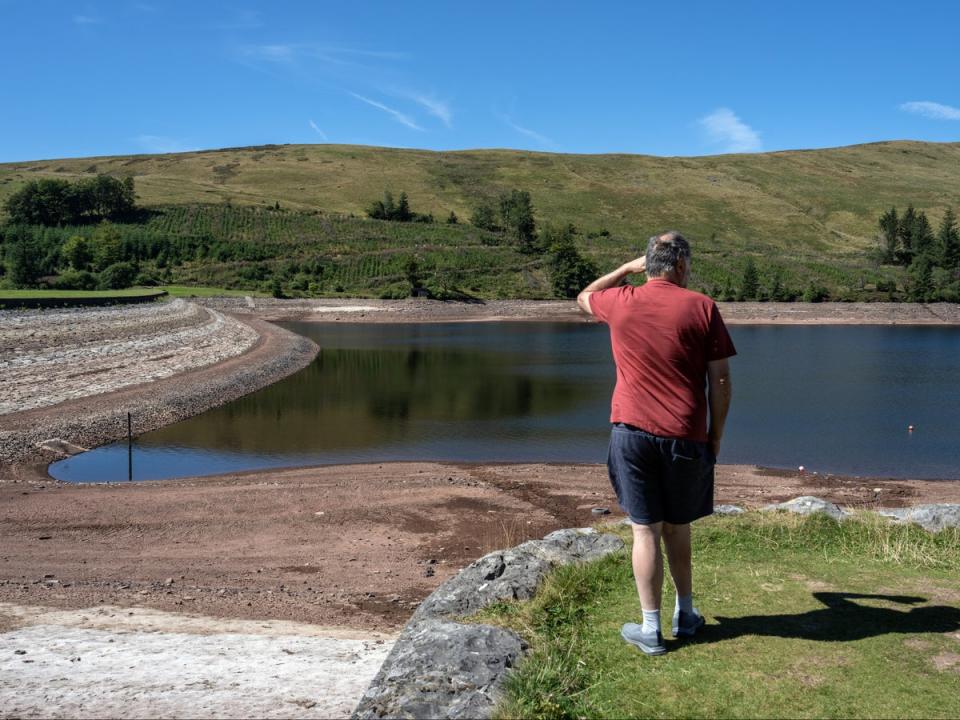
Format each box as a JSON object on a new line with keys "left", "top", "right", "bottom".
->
{"left": 51, "top": 322, "right": 960, "bottom": 482}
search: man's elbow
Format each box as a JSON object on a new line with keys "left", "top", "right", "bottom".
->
{"left": 577, "top": 291, "right": 592, "bottom": 315}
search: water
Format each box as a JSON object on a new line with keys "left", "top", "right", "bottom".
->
{"left": 50, "top": 322, "right": 960, "bottom": 482}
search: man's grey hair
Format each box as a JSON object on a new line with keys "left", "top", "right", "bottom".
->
{"left": 645, "top": 231, "right": 691, "bottom": 277}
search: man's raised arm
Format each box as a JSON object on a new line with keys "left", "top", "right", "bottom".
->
{"left": 577, "top": 256, "right": 646, "bottom": 316}
{"left": 707, "top": 358, "right": 732, "bottom": 459}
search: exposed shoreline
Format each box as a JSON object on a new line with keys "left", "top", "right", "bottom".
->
{"left": 195, "top": 297, "right": 960, "bottom": 325}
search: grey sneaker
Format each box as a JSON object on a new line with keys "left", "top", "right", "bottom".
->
{"left": 672, "top": 608, "right": 706, "bottom": 638}
{"left": 621, "top": 622, "right": 666, "bottom": 655}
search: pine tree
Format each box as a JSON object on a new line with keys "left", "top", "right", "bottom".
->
{"left": 739, "top": 258, "right": 759, "bottom": 300}
{"left": 394, "top": 192, "right": 412, "bottom": 222}
{"left": 936, "top": 208, "right": 960, "bottom": 269}
{"left": 878, "top": 207, "right": 899, "bottom": 264}
{"left": 897, "top": 205, "right": 917, "bottom": 265}
{"left": 498, "top": 189, "right": 537, "bottom": 252}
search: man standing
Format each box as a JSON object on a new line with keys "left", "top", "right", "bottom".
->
{"left": 577, "top": 231, "right": 735, "bottom": 656}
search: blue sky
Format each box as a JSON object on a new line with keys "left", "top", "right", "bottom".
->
{"left": 3, "top": 0, "right": 959, "bottom": 162}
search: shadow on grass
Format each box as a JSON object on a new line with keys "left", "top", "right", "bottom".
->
{"left": 696, "top": 593, "right": 960, "bottom": 645}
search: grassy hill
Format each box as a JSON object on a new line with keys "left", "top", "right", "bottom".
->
{"left": 2, "top": 141, "right": 959, "bottom": 298}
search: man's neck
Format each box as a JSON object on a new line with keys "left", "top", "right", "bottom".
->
{"left": 649, "top": 273, "right": 683, "bottom": 287}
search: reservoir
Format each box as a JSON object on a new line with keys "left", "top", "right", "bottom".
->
{"left": 50, "top": 322, "right": 960, "bottom": 482}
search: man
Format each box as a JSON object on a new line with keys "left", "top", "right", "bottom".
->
{"left": 577, "top": 231, "right": 735, "bottom": 656}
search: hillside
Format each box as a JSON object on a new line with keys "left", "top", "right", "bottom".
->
{"left": 1, "top": 141, "right": 959, "bottom": 298}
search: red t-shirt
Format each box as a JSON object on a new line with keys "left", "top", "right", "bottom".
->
{"left": 590, "top": 278, "right": 736, "bottom": 442}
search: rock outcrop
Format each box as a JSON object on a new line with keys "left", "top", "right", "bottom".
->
{"left": 352, "top": 528, "right": 624, "bottom": 720}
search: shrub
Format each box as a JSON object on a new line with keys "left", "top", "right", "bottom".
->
{"left": 802, "top": 282, "right": 830, "bottom": 303}
{"left": 51, "top": 269, "right": 98, "bottom": 290}
{"left": 98, "top": 261, "right": 137, "bottom": 290}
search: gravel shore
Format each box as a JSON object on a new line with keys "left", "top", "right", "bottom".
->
{"left": 0, "top": 300, "right": 317, "bottom": 478}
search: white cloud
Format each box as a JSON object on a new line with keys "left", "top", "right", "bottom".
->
{"left": 135, "top": 135, "right": 193, "bottom": 154}
{"left": 73, "top": 14, "right": 102, "bottom": 25}
{"left": 409, "top": 93, "right": 452, "bottom": 128}
{"left": 699, "top": 108, "right": 762, "bottom": 153}
{"left": 498, "top": 114, "right": 554, "bottom": 148}
{"left": 308, "top": 120, "right": 328, "bottom": 141}
{"left": 218, "top": 10, "right": 262, "bottom": 30}
{"left": 241, "top": 44, "right": 296, "bottom": 64}
{"left": 349, "top": 93, "right": 423, "bottom": 131}
{"left": 899, "top": 101, "right": 960, "bottom": 120}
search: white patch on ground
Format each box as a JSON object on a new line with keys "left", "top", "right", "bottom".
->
{"left": 0, "top": 604, "right": 395, "bottom": 719}
{"left": 309, "top": 306, "right": 382, "bottom": 313}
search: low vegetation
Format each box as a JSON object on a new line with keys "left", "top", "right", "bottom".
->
{"left": 4, "top": 141, "right": 960, "bottom": 300}
{"left": 475, "top": 512, "right": 960, "bottom": 719}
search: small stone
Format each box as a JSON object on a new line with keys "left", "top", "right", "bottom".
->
{"left": 591, "top": 507, "right": 611, "bottom": 516}
{"left": 14, "top": 650, "right": 26, "bottom": 655}
{"left": 163, "top": 578, "right": 174, "bottom": 586}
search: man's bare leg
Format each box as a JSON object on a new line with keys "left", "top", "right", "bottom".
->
{"left": 662, "top": 522, "right": 692, "bottom": 597}
{"left": 631, "top": 522, "right": 663, "bottom": 610}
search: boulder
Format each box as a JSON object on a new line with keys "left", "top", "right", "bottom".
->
{"left": 877, "top": 504, "right": 960, "bottom": 533}
{"left": 352, "top": 620, "right": 526, "bottom": 720}
{"left": 763, "top": 496, "right": 848, "bottom": 521}
{"left": 714, "top": 504, "right": 746, "bottom": 515}
{"left": 413, "top": 528, "right": 623, "bottom": 621}
{"left": 353, "top": 527, "right": 624, "bottom": 719}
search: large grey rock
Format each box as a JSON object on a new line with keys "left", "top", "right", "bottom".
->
{"left": 763, "top": 496, "right": 848, "bottom": 521}
{"left": 353, "top": 620, "right": 526, "bottom": 720}
{"left": 413, "top": 528, "right": 624, "bottom": 621}
{"left": 877, "top": 504, "right": 960, "bottom": 533}
{"left": 353, "top": 527, "right": 624, "bottom": 720}
{"left": 714, "top": 504, "right": 746, "bottom": 515}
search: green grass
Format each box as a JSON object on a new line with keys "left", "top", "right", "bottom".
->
{"left": 475, "top": 512, "right": 960, "bottom": 719}
{"left": 0, "top": 287, "right": 166, "bottom": 299}
{"left": 159, "top": 284, "right": 268, "bottom": 298}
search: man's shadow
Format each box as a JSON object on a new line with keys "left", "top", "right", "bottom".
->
{"left": 690, "top": 592, "right": 960, "bottom": 644}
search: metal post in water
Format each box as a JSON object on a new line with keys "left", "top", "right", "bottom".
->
{"left": 127, "top": 412, "right": 132, "bottom": 481}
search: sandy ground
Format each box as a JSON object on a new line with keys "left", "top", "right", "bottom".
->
{"left": 3, "top": 298, "right": 960, "bottom": 717}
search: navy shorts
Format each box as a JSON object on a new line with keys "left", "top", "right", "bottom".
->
{"left": 607, "top": 423, "right": 715, "bottom": 525}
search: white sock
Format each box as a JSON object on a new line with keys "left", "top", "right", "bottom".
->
{"left": 641, "top": 609, "right": 660, "bottom": 633}
{"left": 677, "top": 593, "right": 694, "bottom": 615}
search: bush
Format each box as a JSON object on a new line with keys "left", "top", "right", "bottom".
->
{"left": 802, "top": 282, "right": 830, "bottom": 302}
{"left": 98, "top": 261, "right": 137, "bottom": 290}
{"left": 134, "top": 270, "right": 161, "bottom": 286}
{"left": 470, "top": 203, "right": 499, "bottom": 231}
{"left": 52, "top": 269, "right": 98, "bottom": 290}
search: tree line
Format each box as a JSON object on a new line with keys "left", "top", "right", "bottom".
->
{"left": 365, "top": 187, "right": 596, "bottom": 298}
{"left": 877, "top": 205, "right": 960, "bottom": 301}
{"left": 4, "top": 175, "right": 137, "bottom": 226}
